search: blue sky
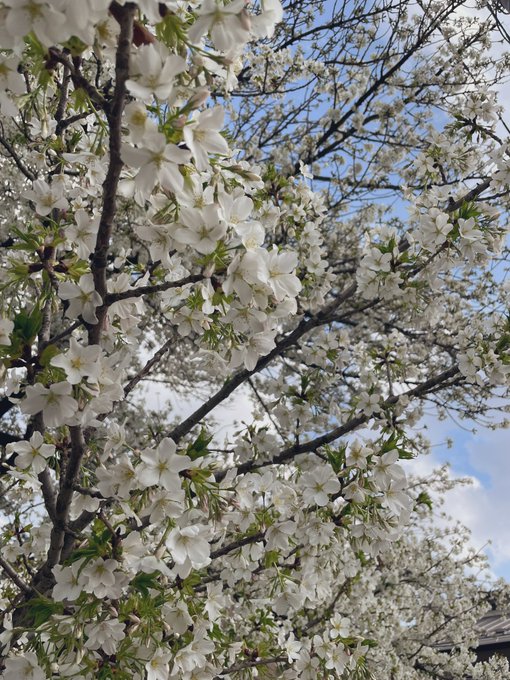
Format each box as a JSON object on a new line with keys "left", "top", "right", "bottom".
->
{"left": 408, "top": 417, "right": 510, "bottom": 581}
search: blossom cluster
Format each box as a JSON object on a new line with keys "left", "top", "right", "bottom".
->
{"left": 0, "top": 1, "right": 509, "bottom": 679}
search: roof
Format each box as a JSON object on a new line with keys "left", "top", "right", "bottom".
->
{"left": 434, "top": 610, "right": 510, "bottom": 652}
{"left": 476, "top": 610, "right": 510, "bottom": 647}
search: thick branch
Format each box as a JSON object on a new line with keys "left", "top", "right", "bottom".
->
{"left": 36, "top": 425, "right": 87, "bottom": 581}
{"left": 105, "top": 274, "right": 203, "bottom": 304}
{"left": 168, "top": 283, "right": 358, "bottom": 443}
{"left": 89, "top": 4, "right": 135, "bottom": 345}
{"left": 216, "top": 365, "right": 461, "bottom": 481}
{"left": 10, "top": 426, "right": 87, "bottom": 632}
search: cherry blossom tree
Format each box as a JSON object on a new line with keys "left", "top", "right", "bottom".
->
{"left": 299, "top": 468, "right": 510, "bottom": 680}
{"left": 0, "top": 0, "right": 509, "bottom": 678}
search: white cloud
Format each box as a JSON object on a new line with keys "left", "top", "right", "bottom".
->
{"left": 406, "top": 421, "right": 510, "bottom": 579}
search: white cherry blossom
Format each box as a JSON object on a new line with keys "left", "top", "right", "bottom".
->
{"left": 183, "top": 106, "right": 230, "bottom": 171}
{"left": 3, "top": 0, "right": 66, "bottom": 46}
{"left": 59, "top": 274, "right": 103, "bottom": 325}
{"left": 138, "top": 437, "right": 191, "bottom": 490}
{"left": 0, "top": 318, "right": 13, "bottom": 345}
{"left": 188, "top": 0, "right": 251, "bottom": 51}
{"left": 127, "top": 44, "right": 187, "bottom": 100}
{"left": 2, "top": 652, "right": 45, "bottom": 680}
{"left": 84, "top": 618, "right": 126, "bottom": 656}
{"left": 52, "top": 562, "right": 87, "bottom": 602}
{"left": 173, "top": 204, "right": 227, "bottom": 254}
{"left": 82, "top": 558, "right": 121, "bottom": 598}
{"left": 24, "top": 178, "right": 68, "bottom": 217}
{"left": 122, "top": 132, "right": 191, "bottom": 202}
{"left": 51, "top": 338, "right": 102, "bottom": 384}
{"left": 6, "top": 431, "right": 55, "bottom": 473}
{"left": 264, "top": 247, "right": 302, "bottom": 301}
{"left": 146, "top": 651, "right": 172, "bottom": 680}
{"left": 300, "top": 465, "right": 341, "bottom": 507}
{"left": 166, "top": 525, "right": 211, "bottom": 566}
{"left": 65, "top": 210, "right": 100, "bottom": 260}
{"left": 21, "top": 382, "right": 78, "bottom": 428}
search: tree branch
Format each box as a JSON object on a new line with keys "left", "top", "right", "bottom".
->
{"left": 210, "top": 531, "right": 265, "bottom": 561}
{"left": 49, "top": 50, "right": 107, "bottom": 111}
{"left": 216, "top": 365, "right": 461, "bottom": 480}
{"left": 0, "top": 557, "right": 32, "bottom": 595}
{"left": 0, "top": 132, "right": 36, "bottom": 182}
{"left": 36, "top": 425, "right": 87, "bottom": 581}
{"left": 219, "top": 656, "right": 287, "bottom": 676}
{"left": 123, "top": 335, "right": 177, "bottom": 398}
{"left": 168, "top": 283, "right": 359, "bottom": 443}
{"left": 88, "top": 3, "right": 136, "bottom": 345}
{"left": 104, "top": 274, "right": 203, "bottom": 304}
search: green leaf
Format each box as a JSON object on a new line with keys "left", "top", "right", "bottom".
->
{"left": 71, "top": 87, "right": 92, "bottom": 113}
{"left": 62, "top": 35, "right": 88, "bottom": 56}
{"left": 38, "top": 67, "right": 54, "bottom": 88}
{"left": 13, "top": 307, "right": 42, "bottom": 344}
{"left": 155, "top": 12, "right": 187, "bottom": 48}
{"left": 11, "top": 230, "right": 40, "bottom": 252}
{"left": 187, "top": 429, "right": 213, "bottom": 461}
{"left": 131, "top": 571, "right": 160, "bottom": 597}
{"left": 67, "top": 545, "right": 103, "bottom": 563}
{"left": 325, "top": 444, "right": 346, "bottom": 474}
{"left": 397, "top": 447, "right": 415, "bottom": 460}
{"left": 25, "top": 597, "right": 63, "bottom": 627}
{"left": 97, "top": 665, "right": 116, "bottom": 680}
{"left": 415, "top": 491, "right": 433, "bottom": 510}
{"left": 456, "top": 201, "right": 480, "bottom": 221}
{"left": 38, "top": 344, "right": 60, "bottom": 367}
{"left": 264, "top": 550, "right": 280, "bottom": 568}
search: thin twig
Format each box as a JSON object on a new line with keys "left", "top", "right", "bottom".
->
{"left": 49, "top": 50, "right": 107, "bottom": 110}
{"left": 41, "top": 320, "right": 84, "bottom": 350}
{"left": 247, "top": 377, "right": 288, "bottom": 443}
{"left": 210, "top": 531, "right": 265, "bottom": 561}
{"left": 0, "top": 557, "right": 32, "bottom": 594}
{"left": 73, "top": 484, "right": 105, "bottom": 499}
{"left": 218, "top": 656, "right": 287, "bottom": 676}
{"left": 0, "top": 133, "right": 36, "bottom": 182}
{"left": 123, "top": 335, "right": 176, "bottom": 397}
